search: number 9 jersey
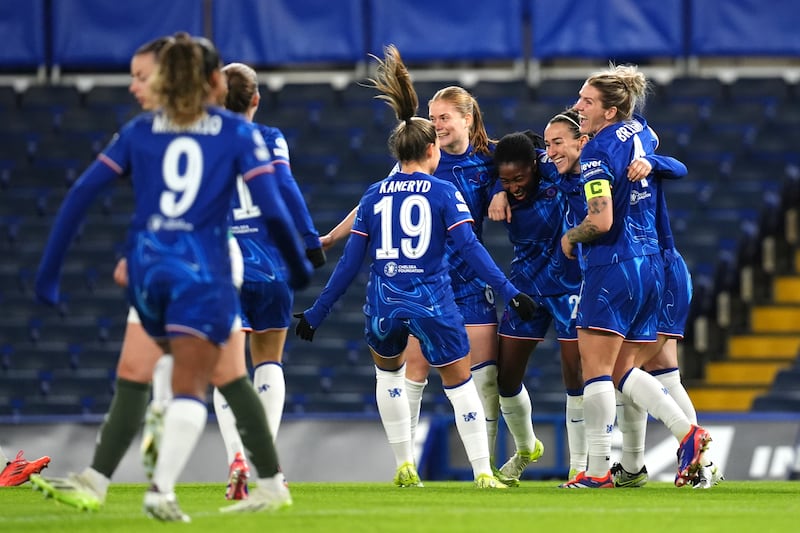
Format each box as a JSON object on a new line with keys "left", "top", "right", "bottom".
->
{"left": 36, "top": 106, "right": 308, "bottom": 344}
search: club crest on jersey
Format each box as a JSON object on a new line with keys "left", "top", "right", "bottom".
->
{"left": 384, "top": 262, "right": 398, "bottom": 277}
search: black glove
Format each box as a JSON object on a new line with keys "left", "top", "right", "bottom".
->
{"left": 293, "top": 312, "right": 316, "bottom": 341}
{"left": 509, "top": 292, "right": 537, "bottom": 321}
{"left": 306, "top": 247, "right": 327, "bottom": 269}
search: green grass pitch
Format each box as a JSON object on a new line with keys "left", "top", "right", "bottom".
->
{"left": 2, "top": 481, "right": 799, "bottom": 532}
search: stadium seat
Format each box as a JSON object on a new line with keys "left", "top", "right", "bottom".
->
{"left": 531, "top": 78, "right": 584, "bottom": 107}
{"left": 684, "top": 127, "right": 745, "bottom": 163}
{"left": 472, "top": 79, "right": 531, "bottom": 103}
{"left": 750, "top": 128, "right": 800, "bottom": 163}
{"left": 410, "top": 80, "right": 462, "bottom": 106}
{"left": 19, "top": 85, "right": 83, "bottom": 112}
{"left": 57, "top": 107, "right": 121, "bottom": 137}
{"left": 727, "top": 77, "right": 793, "bottom": 106}
{"left": 663, "top": 77, "right": 725, "bottom": 107}
{"left": 0, "top": 86, "right": 19, "bottom": 110}
{"left": 706, "top": 102, "right": 768, "bottom": 138}
{"left": 255, "top": 104, "right": 317, "bottom": 133}
{"left": 0, "top": 134, "right": 35, "bottom": 168}
{"left": 83, "top": 85, "right": 134, "bottom": 109}
{"left": 510, "top": 100, "right": 560, "bottom": 131}
{"left": 1, "top": 108, "right": 57, "bottom": 136}
{"left": 647, "top": 103, "right": 706, "bottom": 132}
{"left": 269, "top": 82, "right": 340, "bottom": 109}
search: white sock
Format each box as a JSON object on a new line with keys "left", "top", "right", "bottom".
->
{"left": 152, "top": 398, "right": 207, "bottom": 494}
{"left": 499, "top": 386, "right": 536, "bottom": 452}
{"left": 620, "top": 367, "right": 691, "bottom": 441}
{"left": 615, "top": 390, "right": 647, "bottom": 473}
{"left": 652, "top": 368, "right": 697, "bottom": 424}
{"left": 213, "top": 387, "right": 244, "bottom": 465}
{"left": 471, "top": 363, "right": 500, "bottom": 460}
{"left": 583, "top": 378, "right": 616, "bottom": 477}
{"left": 652, "top": 369, "right": 715, "bottom": 465}
{"left": 565, "top": 392, "right": 587, "bottom": 473}
{"left": 151, "top": 354, "right": 174, "bottom": 410}
{"left": 80, "top": 467, "right": 111, "bottom": 500}
{"left": 375, "top": 366, "right": 413, "bottom": 467}
{"left": 253, "top": 362, "right": 286, "bottom": 441}
{"left": 405, "top": 378, "right": 427, "bottom": 447}
{"left": 445, "top": 378, "right": 490, "bottom": 478}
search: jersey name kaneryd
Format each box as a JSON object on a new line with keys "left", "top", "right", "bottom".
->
{"left": 353, "top": 172, "right": 473, "bottom": 318}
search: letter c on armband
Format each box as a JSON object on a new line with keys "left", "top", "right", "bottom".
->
{"left": 584, "top": 179, "right": 611, "bottom": 200}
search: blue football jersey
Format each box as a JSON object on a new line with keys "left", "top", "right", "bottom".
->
{"left": 354, "top": 172, "right": 471, "bottom": 318}
{"left": 434, "top": 146, "right": 494, "bottom": 284}
{"left": 578, "top": 114, "right": 661, "bottom": 267}
{"left": 302, "top": 170, "right": 520, "bottom": 327}
{"left": 229, "top": 123, "right": 318, "bottom": 283}
{"left": 36, "top": 106, "right": 310, "bottom": 339}
{"left": 102, "top": 108, "right": 274, "bottom": 255}
{"left": 503, "top": 152, "right": 582, "bottom": 297}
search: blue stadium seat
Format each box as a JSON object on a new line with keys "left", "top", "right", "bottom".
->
{"left": 32, "top": 134, "right": 98, "bottom": 170}
{"left": 0, "top": 86, "right": 19, "bottom": 111}
{"left": 531, "top": 78, "right": 584, "bottom": 107}
{"left": 57, "top": 107, "right": 121, "bottom": 137}
{"left": 410, "top": 80, "right": 462, "bottom": 106}
{"left": 752, "top": 391, "right": 800, "bottom": 412}
{"left": 0, "top": 134, "right": 36, "bottom": 167}
{"left": 727, "top": 77, "right": 793, "bottom": 107}
{"left": 750, "top": 127, "right": 800, "bottom": 163}
{"left": 83, "top": 85, "right": 134, "bottom": 110}
{"left": 664, "top": 77, "right": 725, "bottom": 107}
{"left": 19, "top": 85, "right": 83, "bottom": 112}
{"left": 647, "top": 103, "right": 707, "bottom": 132}
{"left": 339, "top": 80, "right": 380, "bottom": 108}
{"left": 685, "top": 127, "right": 745, "bottom": 163}
{"left": 0, "top": 108, "right": 56, "bottom": 136}
{"left": 472, "top": 79, "right": 531, "bottom": 104}
{"left": 269, "top": 82, "right": 340, "bottom": 109}
{"left": 511, "top": 101, "right": 559, "bottom": 131}
{"left": 706, "top": 101, "right": 770, "bottom": 135}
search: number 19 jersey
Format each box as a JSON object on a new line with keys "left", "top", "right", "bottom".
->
{"left": 353, "top": 171, "right": 473, "bottom": 318}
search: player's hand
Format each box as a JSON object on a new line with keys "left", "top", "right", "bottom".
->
{"left": 509, "top": 292, "right": 537, "bottom": 321}
{"left": 293, "top": 312, "right": 316, "bottom": 341}
{"left": 627, "top": 157, "right": 653, "bottom": 182}
{"left": 320, "top": 233, "right": 336, "bottom": 251}
{"left": 561, "top": 233, "right": 577, "bottom": 260}
{"left": 113, "top": 258, "right": 128, "bottom": 287}
{"left": 306, "top": 247, "right": 327, "bottom": 269}
{"left": 488, "top": 191, "right": 512, "bottom": 223}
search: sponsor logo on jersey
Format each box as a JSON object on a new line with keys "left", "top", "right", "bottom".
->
{"left": 630, "top": 189, "right": 652, "bottom": 205}
{"left": 147, "top": 214, "right": 194, "bottom": 231}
